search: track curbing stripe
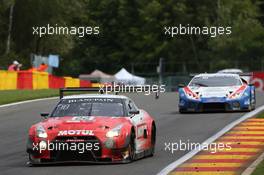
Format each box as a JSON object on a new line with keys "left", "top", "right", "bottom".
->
{"left": 157, "top": 105, "right": 264, "bottom": 175}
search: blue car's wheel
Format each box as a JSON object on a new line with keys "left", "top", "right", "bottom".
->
{"left": 251, "top": 88, "right": 256, "bottom": 110}
{"left": 179, "top": 108, "right": 187, "bottom": 113}
{"left": 248, "top": 88, "right": 256, "bottom": 111}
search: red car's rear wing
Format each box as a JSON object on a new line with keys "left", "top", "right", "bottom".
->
{"left": 59, "top": 86, "right": 160, "bottom": 99}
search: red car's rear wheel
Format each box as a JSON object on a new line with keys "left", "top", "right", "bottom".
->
{"left": 128, "top": 131, "right": 136, "bottom": 161}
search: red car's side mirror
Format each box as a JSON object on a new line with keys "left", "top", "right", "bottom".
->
{"left": 40, "top": 112, "right": 49, "bottom": 119}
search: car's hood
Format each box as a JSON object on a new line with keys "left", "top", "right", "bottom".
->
{"left": 188, "top": 86, "right": 242, "bottom": 98}
{"left": 38, "top": 116, "right": 131, "bottom": 137}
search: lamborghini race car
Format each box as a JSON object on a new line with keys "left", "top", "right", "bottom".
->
{"left": 178, "top": 73, "right": 256, "bottom": 113}
{"left": 27, "top": 89, "right": 156, "bottom": 164}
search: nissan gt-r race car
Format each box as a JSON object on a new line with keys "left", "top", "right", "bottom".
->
{"left": 27, "top": 88, "right": 156, "bottom": 165}
{"left": 178, "top": 73, "right": 256, "bottom": 113}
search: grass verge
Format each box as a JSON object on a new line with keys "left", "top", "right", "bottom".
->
{"left": 251, "top": 112, "right": 264, "bottom": 175}
{"left": 252, "top": 160, "right": 264, "bottom": 175}
{"left": 0, "top": 89, "right": 94, "bottom": 105}
{"left": 256, "top": 112, "right": 264, "bottom": 118}
{"left": 0, "top": 89, "right": 60, "bottom": 105}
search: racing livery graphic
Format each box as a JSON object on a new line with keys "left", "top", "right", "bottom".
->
{"left": 178, "top": 73, "right": 256, "bottom": 113}
{"left": 27, "top": 89, "right": 156, "bottom": 164}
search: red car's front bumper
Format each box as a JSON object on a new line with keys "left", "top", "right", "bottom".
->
{"left": 27, "top": 135, "right": 131, "bottom": 164}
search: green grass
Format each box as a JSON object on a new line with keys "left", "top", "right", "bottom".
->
{"left": 256, "top": 112, "right": 264, "bottom": 118}
{"left": 251, "top": 112, "right": 264, "bottom": 175}
{"left": 252, "top": 160, "right": 264, "bottom": 175}
{"left": 0, "top": 89, "right": 60, "bottom": 105}
{"left": 0, "top": 89, "right": 95, "bottom": 105}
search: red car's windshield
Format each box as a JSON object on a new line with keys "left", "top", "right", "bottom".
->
{"left": 51, "top": 98, "right": 125, "bottom": 117}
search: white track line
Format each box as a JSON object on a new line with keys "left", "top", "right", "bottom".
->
{"left": 0, "top": 97, "right": 58, "bottom": 108}
{"left": 157, "top": 105, "right": 264, "bottom": 175}
{"left": 241, "top": 150, "right": 264, "bottom": 175}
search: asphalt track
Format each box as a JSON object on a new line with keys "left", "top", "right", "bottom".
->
{"left": 0, "top": 92, "right": 264, "bottom": 175}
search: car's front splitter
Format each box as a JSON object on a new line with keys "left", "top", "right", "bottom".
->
{"left": 179, "top": 98, "right": 250, "bottom": 112}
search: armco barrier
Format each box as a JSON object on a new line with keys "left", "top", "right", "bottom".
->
{"left": 33, "top": 72, "right": 49, "bottom": 89}
{"left": 49, "top": 75, "right": 65, "bottom": 89}
{"left": 64, "top": 77, "right": 80, "bottom": 87}
{"left": 0, "top": 71, "right": 17, "bottom": 90}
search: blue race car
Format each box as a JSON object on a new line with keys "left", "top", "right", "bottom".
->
{"left": 178, "top": 73, "right": 256, "bottom": 113}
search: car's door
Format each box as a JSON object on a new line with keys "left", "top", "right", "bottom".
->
{"left": 125, "top": 99, "right": 148, "bottom": 152}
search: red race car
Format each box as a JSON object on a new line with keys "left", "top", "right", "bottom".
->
{"left": 27, "top": 88, "right": 156, "bottom": 164}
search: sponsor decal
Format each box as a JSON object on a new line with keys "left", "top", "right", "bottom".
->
{"left": 67, "top": 98, "right": 114, "bottom": 103}
{"left": 252, "top": 72, "right": 264, "bottom": 91}
{"left": 72, "top": 116, "right": 95, "bottom": 121}
{"left": 66, "top": 116, "right": 95, "bottom": 123}
{"left": 58, "top": 130, "right": 94, "bottom": 136}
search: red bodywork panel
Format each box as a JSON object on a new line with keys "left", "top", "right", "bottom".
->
{"left": 28, "top": 110, "right": 154, "bottom": 162}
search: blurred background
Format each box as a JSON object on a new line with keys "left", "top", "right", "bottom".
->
{"left": 0, "top": 0, "right": 264, "bottom": 91}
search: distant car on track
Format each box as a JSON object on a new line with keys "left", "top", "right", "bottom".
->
{"left": 178, "top": 73, "right": 256, "bottom": 113}
{"left": 217, "top": 68, "right": 251, "bottom": 83}
{"left": 27, "top": 88, "right": 156, "bottom": 165}
{"left": 217, "top": 68, "right": 243, "bottom": 74}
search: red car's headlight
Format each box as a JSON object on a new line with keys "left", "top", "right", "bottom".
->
{"left": 36, "top": 125, "right": 47, "bottom": 138}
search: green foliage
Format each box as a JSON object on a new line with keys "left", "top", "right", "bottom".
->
{"left": 209, "top": 0, "right": 264, "bottom": 62}
{"left": 0, "top": 0, "right": 263, "bottom": 75}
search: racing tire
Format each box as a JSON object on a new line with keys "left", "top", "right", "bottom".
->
{"left": 247, "top": 100, "right": 253, "bottom": 111}
{"left": 28, "top": 154, "right": 41, "bottom": 166}
{"left": 149, "top": 123, "right": 156, "bottom": 157}
{"left": 252, "top": 103, "right": 256, "bottom": 110}
{"left": 128, "top": 130, "right": 136, "bottom": 161}
{"left": 179, "top": 108, "right": 187, "bottom": 114}
{"left": 248, "top": 89, "right": 256, "bottom": 111}
{"left": 252, "top": 89, "right": 256, "bottom": 110}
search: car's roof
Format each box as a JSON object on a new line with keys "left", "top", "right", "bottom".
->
{"left": 195, "top": 73, "right": 240, "bottom": 78}
{"left": 62, "top": 94, "right": 129, "bottom": 100}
